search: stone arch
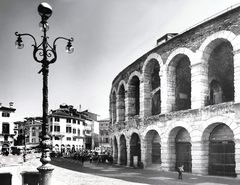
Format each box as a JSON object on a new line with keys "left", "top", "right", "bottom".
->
{"left": 142, "top": 53, "right": 163, "bottom": 116}
{"left": 168, "top": 126, "right": 192, "bottom": 172}
{"left": 120, "top": 134, "right": 127, "bottom": 165}
{"left": 202, "top": 122, "right": 236, "bottom": 177}
{"left": 117, "top": 80, "right": 127, "bottom": 122}
{"left": 113, "top": 136, "right": 118, "bottom": 163}
{"left": 130, "top": 132, "right": 141, "bottom": 167}
{"left": 144, "top": 129, "right": 161, "bottom": 167}
{"left": 165, "top": 48, "right": 193, "bottom": 112}
{"left": 127, "top": 72, "right": 141, "bottom": 117}
{"left": 198, "top": 31, "right": 238, "bottom": 106}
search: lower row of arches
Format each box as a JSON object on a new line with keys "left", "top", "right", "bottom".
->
{"left": 113, "top": 123, "right": 237, "bottom": 177}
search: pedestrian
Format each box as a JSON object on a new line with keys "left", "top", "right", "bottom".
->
{"left": 177, "top": 165, "right": 184, "bottom": 180}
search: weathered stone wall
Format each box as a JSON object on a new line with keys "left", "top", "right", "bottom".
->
{"left": 109, "top": 6, "right": 240, "bottom": 177}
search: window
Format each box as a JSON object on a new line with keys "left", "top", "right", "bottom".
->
{"left": 66, "top": 118, "right": 71, "bottom": 123}
{"left": 55, "top": 137, "right": 60, "bottom": 140}
{"left": 50, "top": 117, "right": 53, "bottom": 122}
{"left": 73, "top": 137, "right": 76, "bottom": 141}
{"left": 78, "top": 129, "right": 80, "bottom": 136}
{"left": 32, "top": 128, "right": 36, "bottom": 136}
{"left": 73, "top": 128, "right": 76, "bottom": 134}
{"left": 54, "top": 126, "right": 60, "bottom": 132}
{"left": 66, "top": 126, "right": 72, "bottom": 133}
{"left": 77, "top": 120, "right": 80, "bottom": 125}
{"left": 73, "top": 119, "right": 76, "bottom": 124}
{"left": 32, "top": 138, "right": 36, "bottom": 143}
{"left": 106, "top": 138, "right": 109, "bottom": 143}
{"left": 55, "top": 117, "right": 60, "bottom": 122}
{"left": 2, "top": 112, "right": 10, "bottom": 117}
{"left": 2, "top": 123, "right": 10, "bottom": 134}
{"left": 50, "top": 125, "right": 53, "bottom": 132}
{"left": 66, "top": 137, "right": 71, "bottom": 141}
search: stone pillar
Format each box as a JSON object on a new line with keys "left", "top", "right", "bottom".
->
{"left": 160, "top": 68, "right": 168, "bottom": 113}
{"left": 166, "top": 66, "right": 176, "bottom": 112}
{"left": 126, "top": 138, "right": 131, "bottom": 167}
{"left": 117, "top": 141, "right": 121, "bottom": 164}
{"left": 191, "top": 141, "right": 208, "bottom": 174}
{"left": 160, "top": 141, "right": 171, "bottom": 171}
{"left": 191, "top": 52, "right": 208, "bottom": 109}
{"left": 141, "top": 137, "right": 148, "bottom": 167}
{"left": 140, "top": 77, "right": 151, "bottom": 118}
{"left": 234, "top": 52, "right": 240, "bottom": 103}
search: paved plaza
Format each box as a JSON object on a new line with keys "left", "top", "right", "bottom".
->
{"left": 0, "top": 154, "right": 240, "bottom": 185}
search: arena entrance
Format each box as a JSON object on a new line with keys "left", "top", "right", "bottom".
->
{"left": 145, "top": 130, "right": 161, "bottom": 166}
{"left": 208, "top": 124, "right": 236, "bottom": 177}
{"left": 175, "top": 128, "right": 192, "bottom": 172}
{"left": 130, "top": 133, "right": 141, "bottom": 167}
{"left": 120, "top": 134, "right": 127, "bottom": 165}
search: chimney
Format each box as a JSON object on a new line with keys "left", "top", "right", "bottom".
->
{"left": 79, "top": 104, "right": 81, "bottom": 112}
{"left": 9, "top": 102, "right": 14, "bottom": 107}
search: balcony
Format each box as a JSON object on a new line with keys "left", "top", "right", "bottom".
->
{"left": 49, "top": 131, "right": 65, "bottom": 137}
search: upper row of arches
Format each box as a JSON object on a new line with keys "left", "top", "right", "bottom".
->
{"left": 110, "top": 31, "right": 240, "bottom": 123}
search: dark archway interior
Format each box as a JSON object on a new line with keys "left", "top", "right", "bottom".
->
{"left": 114, "top": 137, "right": 118, "bottom": 163}
{"left": 175, "top": 128, "right": 192, "bottom": 172}
{"left": 130, "top": 133, "right": 141, "bottom": 167}
{"left": 209, "top": 124, "right": 236, "bottom": 177}
{"left": 207, "top": 41, "right": 234, "bottom": 105}
{"left": 120, "top": 135, "right": 127, "bottom": 165}
{"left": 129, "top": 76, "right": 140, "bottom": 116}
{"left": 175, "top": 56, "right": 191, "bottom": 111}
{"left": 151, "top": 62, "right": 161, "bottom": 115}
{"left": 118, "top": 85, "right": 125, "bottom": 121}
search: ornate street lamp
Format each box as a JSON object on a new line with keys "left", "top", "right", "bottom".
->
{"left": 15, "top": 2, "right": 74, "bottom": 185}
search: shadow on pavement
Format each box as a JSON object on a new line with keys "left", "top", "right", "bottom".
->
{"left": 50, "top": 158, "right": 240, "bottom": 185}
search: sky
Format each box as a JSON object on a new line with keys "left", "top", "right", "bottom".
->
{"left": 1, "top": 0, "right": 240, "bottom": 121}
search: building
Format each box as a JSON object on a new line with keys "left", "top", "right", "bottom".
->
{"left": 98, "top": 119, "right": 111, "bottom": 152}
{"left": 14, "top": 117, "right": 42, "bottom": 147}
{"left": 0, "top": 103, "right": 16, "bottom": 153}
{"left": 48, "top": 104, "right": 99, "bottom": 153}
{"left": 48, "top": 104, "right": 85, "bottom": 153}
{"left": 109, "top": 5, "right": 240, "bottom": 177}
{"left": 80, "top": 110, "right": 99, "bottom": 149}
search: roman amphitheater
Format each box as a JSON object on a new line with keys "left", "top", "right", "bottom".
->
{"left": 109, "top": 5, "right": 240, "bottom": 177}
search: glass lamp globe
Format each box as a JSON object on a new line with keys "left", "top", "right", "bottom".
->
{"left": 15, "top": 40, "right": 24, "bottom": 49}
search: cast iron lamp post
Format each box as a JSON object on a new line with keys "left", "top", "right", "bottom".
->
{"left": 15, "top": 2, "right": 74, "bottom": 185}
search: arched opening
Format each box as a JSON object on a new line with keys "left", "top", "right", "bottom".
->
{"left": 208, "top": 124, "right": 236, "bottom": 177}
{"left": 145, "top": 130, "right": 161, "bottom": 166}
{"left": 112, "top": 91, "right": 117, "bottom": 123}
{"left": 120, "top": 134, "right": 127, "bottom": 165}
{"left": 113, "top": 136, "right": 118, "bottom": 163}
{"left": 130, "top": 133, "right": 141, "bottom": 167}
{"left": 168, "top": 127, "right": 192, "bottom": 172}
{"left": 143, "top": 59, "right": 161, "bottom": 116}
{"left": 128, "top": 76, "right": 140, "bottom": 117}
{"left": 207, "top": 40, "right": 234, "bottom": 105}
{"left": 175, "top": 128, "right": 192, "bottom": 172}
{"left": 175, "top": 56, "right": 191, "bottom": 111}
{"left": 168, "top": 54, "right": 191, "bottom": 112}
{"left": 55, "top": 144, "right": 59, "bottom": 152}
{"left": 117, "top": 84, "right": 126, "bottom": 122}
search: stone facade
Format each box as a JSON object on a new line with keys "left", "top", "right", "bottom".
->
{"left": 109, "top": 6, "right": 240, "bottom": 177}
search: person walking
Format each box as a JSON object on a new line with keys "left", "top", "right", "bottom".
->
{"left": 177, "top": 165, "right": 184, "bottom": 180}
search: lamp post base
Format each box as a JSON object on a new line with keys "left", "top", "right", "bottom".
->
{"left": 37, "top": 163, "right": 54, "bottom": 185}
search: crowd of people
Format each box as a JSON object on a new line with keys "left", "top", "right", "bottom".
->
{"left": 51, "top": 149, "right": 114, "bottom": 165}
